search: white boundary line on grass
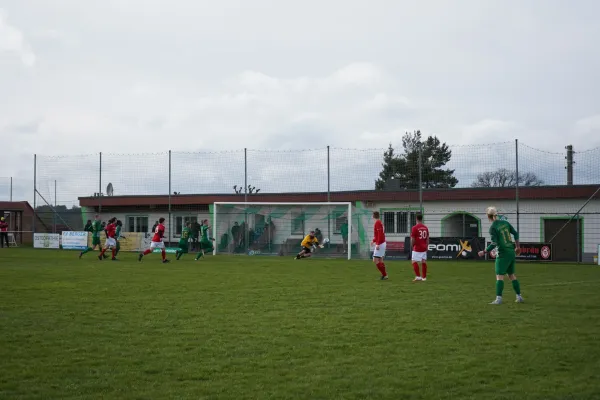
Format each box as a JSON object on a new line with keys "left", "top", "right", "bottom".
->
{"left": 528, "top": 280, "right": 600, "bottom": 287}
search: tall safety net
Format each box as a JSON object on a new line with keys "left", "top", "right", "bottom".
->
{"left": 213, "top": 202, "right": 374, "bottom": 259}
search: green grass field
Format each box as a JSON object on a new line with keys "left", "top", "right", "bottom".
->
{"left": 1, "top": 249, "right": 600, "bottom": 400}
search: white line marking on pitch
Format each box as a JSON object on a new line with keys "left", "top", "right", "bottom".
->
{"left": 529, "top": 280, "right": 600, "bottom": 287}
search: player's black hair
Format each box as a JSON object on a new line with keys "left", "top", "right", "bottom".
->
{"left": 159, "top": 217, "right": 165, "bottom": 223}
{"left": 116, "top": 220, "right": 122, "bottom": 226}
{"left": 372, "top": 211, "right": 380, "bottom": 219}
{"left": 416, "top": 213, "right": 423, "bottom": 221}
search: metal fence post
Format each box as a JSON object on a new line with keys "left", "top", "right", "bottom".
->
{"left": 33, "top": 155, "right": 36, "bottom": 235}
{"left": 99, "top": 152, "right": 102, "bottom": 214}
{"left": 327, "top": 146, "right": 331, "bottom": 247}
{"left": 327, "top": 146, "right": 331, "bottom": 202}
{"left": 515, "top": 139, "right": 520, "bottom": 233}
{"left": 168, "top": 150, "right": 172, "bottom": 244}
{"left": 53, "top": 180, "right": 57, "bottom": 233}
{"left": 244, "top": 148, "right": 248, "bottom": 253}
{"left": 418, "top": 142, "right": 423, "bottom": 213}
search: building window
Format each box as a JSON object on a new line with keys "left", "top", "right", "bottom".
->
{"left": 382, "top": 210, "right": 418, "bottom": 234}
{"left": 383, "top": 212, "right": 396, "bottom": 234}
{"left": 291, "top": 211, "right": 304, "bottom": 235}
{"left": 175, "top": 216, "right": 198, "bottom": 236}
{"left": 126, "top": 216, "right": 149, "bottom": 233}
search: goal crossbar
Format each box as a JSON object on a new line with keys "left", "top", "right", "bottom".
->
{"left": 213, "top": 202, "right": 352, "bottom": 259}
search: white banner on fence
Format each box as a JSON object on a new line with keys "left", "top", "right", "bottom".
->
{"left": 61, "top": 231, "right": 89, "bottom": 250}
{"left": 34, "top": 233, "right": 60, "bottom": 249}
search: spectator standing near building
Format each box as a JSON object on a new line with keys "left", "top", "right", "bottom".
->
{"left": 0, "top": 217, "right": 9, "bottom": 248}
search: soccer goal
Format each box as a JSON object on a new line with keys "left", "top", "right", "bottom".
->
{"left": 213, "top": 202, "right": 354, "bottom": 259}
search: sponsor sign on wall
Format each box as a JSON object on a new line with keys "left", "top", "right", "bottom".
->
{"left": 427, "top": 237, "right": 486, "bottom": 260}
{"left": 118, "top": 233, "right": 145, "bottom": 252}
{"left": 61, "top": 231, "right": 89, "bottom": 250}
{"left": 487, "top": 242, "right": 552, "bottom": 261}
{"left": 33, "top": 233, "right": 60, "bottom": 249}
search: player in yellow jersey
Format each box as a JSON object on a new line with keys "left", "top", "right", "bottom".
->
{"left": 295, "top": 230, "right": 324, "bottom": 260}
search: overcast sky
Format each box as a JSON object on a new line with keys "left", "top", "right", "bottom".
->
{"left": 1, "top": 0, "right": 599, "bottom": 204}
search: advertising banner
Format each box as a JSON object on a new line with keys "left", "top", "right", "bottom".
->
{"left": 427, "top": 237, "right": 486, "bottom": 260}
{"left": 34, "top": 233, "right": 60, "bottom": 249}
{"left": 86, "top": 232, "right": 145, "bottom": 252}
{"left": 61, "top": 231, "right": 89, "bottom": 250}
{"left": 487, "top": 242, "right": 552, "bottom": 261}
{"left": 118, "top": 233, "right": 144, "bottom": 252}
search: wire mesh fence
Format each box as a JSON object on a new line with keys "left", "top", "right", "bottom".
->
{"left": 0, "top": 177, "right": 13, "bottom": 202}
{"left": 32, "top": 142, "right": 600, "bottom": 202}
{"left": 23, "top": 140, "right": 600, "bottom": 261}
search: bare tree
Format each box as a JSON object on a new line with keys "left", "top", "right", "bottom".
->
{"left": 472, "top": 168, "right": 543, "bottom": 187}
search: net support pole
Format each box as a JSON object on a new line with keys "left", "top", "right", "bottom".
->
{"left": 418, "top": 142, "right": 423, "bottom": 213}
{"left": 98, "top": 152, "right": 102, "bottom": 214}
{"left": 168, "top": 150, "right": 172, "bottom": 244}
{"left": 327, "top": 146, "right": 331, "bottom": 202}
{"left": 53, "top": 180, "right": 57, "bottom": 234}
{"left": 10, "top": 177, "right": 12, "bottom": 202}
{"left": 347, "top": 203, "right": 352, "bottom": 260}
{"left": 515, "top": 139, "right": 520, "bottom": 233}
{"left": 244, "top": 148, "right": 248, "bottom": 253}
{"left": 327, "top": 145, "right": 331, "bottom": 247}
{"left": 33, "top": 154, "right": 36, "bottom": 235}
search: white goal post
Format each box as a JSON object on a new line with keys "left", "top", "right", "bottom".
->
{"left": 213, "top": 202, "right": 353, "bottom": 260}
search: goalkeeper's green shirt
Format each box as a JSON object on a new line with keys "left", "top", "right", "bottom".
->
{"left": 92, "top": 220, "right": 102, "bottom": 238}
{"left": 486, "top": 219, "right": 519, "bottom": 257}
{"left": 115, "top": 225, "right": 122, "bottom": 240}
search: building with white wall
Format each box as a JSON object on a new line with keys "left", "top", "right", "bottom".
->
{"left": 78, "top": 185, "right": 599, "bottom": 262}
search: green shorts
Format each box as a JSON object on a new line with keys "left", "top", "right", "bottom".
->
{"left": 177, "top": 244, "right": 189, "bottom": 253}
{"left": 92, "top": 237, "right": 101, "bottom": 246}
{"left": 495, "top": 255, "right": 516, "bottom": 275}
{"left": 200, "top": 240, "right": 213, "bottom": 251}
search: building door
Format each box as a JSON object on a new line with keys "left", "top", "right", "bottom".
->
{"left": 442, "top": 213, "right": 480, "bottom": 237}
{"left": 544, "top": 218, "right": 582, "bottom": 262}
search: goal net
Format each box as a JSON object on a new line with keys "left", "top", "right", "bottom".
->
{"left": 213, "top": 202, "right": 367, "bottom": 259}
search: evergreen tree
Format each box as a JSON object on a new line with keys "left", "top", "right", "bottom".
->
{"left": 375, "top": 130, "right": 458, "bottom": 190}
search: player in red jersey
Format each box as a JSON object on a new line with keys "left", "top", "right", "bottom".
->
{"left": 98, "top": 217, "right": 118, "bottom": 261}
{"left": 410, "top": 213, "right": 429, "bottom": 282}
{"left": 139, "top": 217, "right": 170, "bottom": 263}
{"left": 371, "top": 211, "right": 388, "bottom": 280}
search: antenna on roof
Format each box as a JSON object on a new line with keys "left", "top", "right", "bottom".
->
{"left": 106, "top": 183, "right": 114, "bottom": 196}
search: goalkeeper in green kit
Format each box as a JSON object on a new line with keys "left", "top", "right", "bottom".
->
{"left": 175, "top": 222, "right": 191, "bottom": 260}
{"left": 79, "top": 215, "right": 104, "bottom": 258}
{"left": 478, "top": 207, "right": 524, "bottom": 305}
{"left": 195, "top": 219, "right": 215, "bottom": 261}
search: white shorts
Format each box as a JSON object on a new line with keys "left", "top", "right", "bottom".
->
{"left": 412, "top": 251, "right": 427, "bottom": 262}
{"left": 150, "top": 241, "right": 165, "bottom": 249}
{"left": 105, "top": 238, "right": 116, "bottom": 247}
{"left": 373, "top": 242, "right": 386, "bottom": 258}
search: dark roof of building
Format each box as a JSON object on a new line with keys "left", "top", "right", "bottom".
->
{"left": 78, "top": 185, "right": 600, "bottom": 207}
{"left": 0, "top": 201, "right": 36, "bottom": 212}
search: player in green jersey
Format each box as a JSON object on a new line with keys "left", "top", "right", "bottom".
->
{"left": 79, "top": 215, "right": 104, "bottom": 258}
{"left": 114, "top": 220, "right": 125, "bottom": 258}
{"left": 195, "top": 219, "right": 215, "bottom": 260}
{"left": 176, "top": 222, "right": 191, "bottom": 260}
{"left": 478, "top": 207, "right": 524, "bottom": 305}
